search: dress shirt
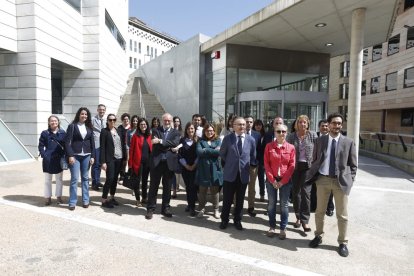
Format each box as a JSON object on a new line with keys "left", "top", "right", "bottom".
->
{"left": 319, "top": 134, "right": 341, "bottom": 175}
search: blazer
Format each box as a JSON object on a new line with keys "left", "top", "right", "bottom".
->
{"left": 128, "top": 133, "right": 152, "bottom": 175}
{"left": 286, "top": 131, "right": 318, "bottom": 167}
{"left": 150, "top": 126, "right": 181, "bottom": 171}
{"left": 220, "top": 132, "right": 256, "bottom": 184}
{"left": 247, "top": 129, "right": 261, "bottom": 166}
{"left": 65, "top": 123, "right": 95, "bottom": 158}
{"left": 306, "top": 134, "right": 357, "bottom": 195}
{"left": 38, "top": 128, "right": 66, "bottom": 174}
{"left": 100, "top": 127, "right": 126, "bottom": 165}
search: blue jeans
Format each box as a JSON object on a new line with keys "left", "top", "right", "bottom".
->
{"left": 266, "top": 181, "right": 292, "bottom": 230}
{"left": 91, "top": 148, "right": 101, "bottom": 186}
{"left": 69, "top": 155, "right": 91, "bottom": 207}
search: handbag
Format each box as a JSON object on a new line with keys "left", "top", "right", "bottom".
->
{"left": 123, "top": 169, "right": 138, "bottom": 190}
{"left": 60, "top": 156, "right": 69, "bottom": 170}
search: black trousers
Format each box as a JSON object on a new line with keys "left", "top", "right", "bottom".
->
{"left": 102, "top": 158, "right": 122, "bottom": 199}
{"left": 221, "top": 173, "right": 248, "bottom": 223}
{"left": 182, "top": 169, "right": 197, "bottom": 209}
{"left": 147, "top": 161, "right": 174, "bottom": 211}
{"left": 292, "top": 162, "right": 312, "bottom": 224}
{"left": 134, "top": 162, "right": 150, "bottom": 201}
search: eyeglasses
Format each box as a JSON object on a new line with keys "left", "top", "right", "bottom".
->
{"left": 108, "top": 119, "right": 116, "bottom": 122}
{"left": 276, "top": 130, "right": 287, "bottom": 134}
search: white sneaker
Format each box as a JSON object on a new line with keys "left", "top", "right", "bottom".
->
{"left": 197, "top": 210, "right": 204, "bottom": 218}
{"left": 213, "top": 210, "right": 220, "bottom": 219}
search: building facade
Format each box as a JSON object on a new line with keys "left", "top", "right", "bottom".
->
{"left": 330, "top": 1, "right": 414, "bottom": 135}
{"left": 127, "top": 17, "right": 179, "bottom": 72}
{"left": 0, "top": 0, "right": 129, "bottom": 156}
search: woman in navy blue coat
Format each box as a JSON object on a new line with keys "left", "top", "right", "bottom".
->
{"left": 38, "top": 115, "right": 66, "bottom": 206}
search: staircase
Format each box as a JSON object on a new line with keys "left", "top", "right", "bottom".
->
{"left": 116, "top": 76, "right": 165, "bottom": 120}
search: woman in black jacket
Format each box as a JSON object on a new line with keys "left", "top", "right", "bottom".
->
{"left": 100, "top": 114, "right": 126, "bottom": 208}
{"left": 65, "top": 107, "right": 95, "bottom": 211}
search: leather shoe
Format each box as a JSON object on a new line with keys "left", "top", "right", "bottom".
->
{"left": 309, "top": 235, "right": 322, "bottom": 248}
{"left": 338, "top": 244, "right": 349, "bottom": 257}
{"left": 82, "top": 204, "right": 89, "bottom": 208}
{"left": 302, "top": 223, "right": 311, "bottom": 232}
{"left": 145, "top": 210, "right": 154, "bottom": 220}
{"left": 161, "top": 208, "right": 173, "bottom": 218}
{"left": 91, "top": 186, "right": 100, "bottom": 191}
{"left": 98, "top": 183, "right": 104, "bottom": 188}
{"left": 247, "top": 208, "right": 256, "bottom": 217}
{"left": 234, "top": 221, "right": 243, "bottom": 231}
{"left": 219, "top": 221, "right": 228, "bottom": 229}
{"left": 326, "top": 210, "right": 334, "bottom": 216}
{"left": 68, "top": 206, "right": 75, "bottom": 211}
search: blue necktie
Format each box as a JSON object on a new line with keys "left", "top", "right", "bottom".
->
{"left": 237, "top": 135, "right": 243, "bottom": 155}
{"left": 329, "top": 139, "right": 336, "bottom": 177}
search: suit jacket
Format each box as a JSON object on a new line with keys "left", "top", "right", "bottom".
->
{"left": 99, "top": 127, "right": 126, "bottom": 164}
{"left": 65, "top": 123, "right": 95, "bottom": 158}
{"left": 286, "top": 131, "right": 318, "bottom": 167}
{"left": 306, "top": 134, "right": 357, "bottom": 195}
{"left": 220, "top": 132, "right": 256, "bottom": 184}
{"left": 247, "top": 129, "right": 261, "bottom": 166}
{"left": 150, "top": 126, "right": 181, "bottom": 171}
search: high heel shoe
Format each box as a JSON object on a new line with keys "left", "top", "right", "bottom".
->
{"left": 302, "top": 223, "right": 311, "bottom": 232}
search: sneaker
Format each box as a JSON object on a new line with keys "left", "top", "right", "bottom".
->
{"left": 145, "top": 210, "right": 154, "bottom": 220}
{"left": 279, "top": 229, "right": 286, "bottom": 240}
{"left": 266, "top": 228, "right": 276, "bottom": 238}
{"left": 101, "top": 201, "right": 114, "bottom": 209}
{"left": 110, "top": 198, "right": 119, "bottom": 206}
{"left": 197, "top": 209, "right": 204, "bottom": 218}
{"left": 213, "top": 209, "right": 220, "bottom": 219}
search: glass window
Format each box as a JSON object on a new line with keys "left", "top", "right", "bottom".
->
{"left": 387, "top": 34, "right": 400, "bottom": 56}
{"left": 134, "top": 58, "right": 137, "bottom": 69}
{"left": 363, "top": 48, "right": 368, "bottom": 65}
{"left": 105, "top": 10, "right": 125, "bottom": 50}
{"left": 407, "top": 27, "right": 414, "bottom": 49}
{"left": 139, "top": 42, "right": 141, "bottom": 53}
{"left": 338, "top": 106, "right": 348, "bottom": 121}
{"left": 64, "top": 0, "right": 81, "bottom": 13}
{"left": 372, "top": 44, "right": 382, "bottom": 62}
{"left": 155, "top": 48, "right": 157, "bottom": 57}
{"left": 0, "top": 119, "right": 33, "bottom": 163}
{"left": 361, "top": 80, "right": 366, "bottom": 95}
{"left": 134, "top": 41, "right": 137, "bottom": 52}
{"left": 139, "top": 59, "right": 141, "bottom": 67}
{"left": 129, "top": 57, "right": 132, "bottom": 68}
{"left": 340, "top": 61, "right": 350, "bottom": 77}
{"left": 238, "top": 69, "right": 280, "bottom": 92}
{"left": 129, "top": 39, "right": 132, "bottom": 51}
{"left": 405, "top": 0, "right": 414, "bottom": 11}
{"left": 404, "top": 67, "right": 414, "bottom": 88}
{"left": 385, "top": 72, "right": 397, "bottom": 91}
{"left": 151, "top": 47, "right": 153, "bottom": 57}
{"left": 339, "top": 83, "right": 348, "bottom": 99}
{"left": 279, "top": 72, "right": 325, "bottom": 92}
{"left": 147, "top": 45, "right": 149, "bottom": 55}
{"left": 401, "top": 109, "right": 414, "bottom": 126}
{"left": 371, "top": 76, "right": 380, "bottom": 94}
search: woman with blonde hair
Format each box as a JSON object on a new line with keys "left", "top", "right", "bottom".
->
{"left": 287, "top": 115, "right": 317, "bottom": 232}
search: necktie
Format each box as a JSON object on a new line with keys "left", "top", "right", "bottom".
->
{"left": 237, "top": 135, "right": 243, "bottom": 154}
{"left": 329, "top": 139, "right": 336, "bottom": 177}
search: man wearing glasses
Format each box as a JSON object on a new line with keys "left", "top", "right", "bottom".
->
{"left": 146, "top": 113, "right": 181, "bottom": 219}
{"left": 307, "top": 113, "right": 357, "bottom": 257}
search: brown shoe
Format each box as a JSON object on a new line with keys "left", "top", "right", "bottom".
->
{"left": 266, "top": 228, "right": 276, "bottom": 238}
{"left": 279, "top": 230, "right": 286, "bottom": 240}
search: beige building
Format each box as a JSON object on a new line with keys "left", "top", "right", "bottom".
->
{"left": 330, "top": 1, "right": 414, "bottom": 135}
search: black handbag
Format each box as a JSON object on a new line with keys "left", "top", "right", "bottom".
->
{"left": 123, "top": 169, "right": 138, "bottom": 190}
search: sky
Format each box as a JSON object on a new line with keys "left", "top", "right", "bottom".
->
{"left": 129, "top": 0, "right": 274, "bottom": 41}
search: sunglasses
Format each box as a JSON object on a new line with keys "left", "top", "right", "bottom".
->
{"left": 276, "top": 130, "right": 287, "bottom": 134}
{"left": 108, "top": 118, "right": 116, "bottom": 122}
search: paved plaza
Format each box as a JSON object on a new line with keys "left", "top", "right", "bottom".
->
{"left": 0, "top": 155, "right": 413, "bottom": 275}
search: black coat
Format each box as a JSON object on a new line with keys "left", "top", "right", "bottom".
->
{"left": 150, "top": 127, "right": 181, "bottom": 171}
{"left": 100, "top": 127, "right": 126, "bottom": 164}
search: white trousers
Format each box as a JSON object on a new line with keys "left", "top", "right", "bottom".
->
{"left": 44, "top": 172, "right": 63, "bottom": 198}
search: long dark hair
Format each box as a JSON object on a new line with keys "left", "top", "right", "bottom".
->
{"left": 253, "top": 119, "right": 265, "bottom": 137}
{"left": 226, "top": 113, "right": 237, "bottom": 130}
{"left": 202, "top": 123, "right": 218, "bottom": 141}
{"left": 184, "top": 122, "right": 198, "bottom": 142}
{"left": 151, "top": 117, "right": 160, "bottom": 129}
{"left": 137, "top": 118, "right": 150, "bottom": 137}
{"left": 131, "top": 115, "right": 139, "bottom": 130}
{"left": 173, "top": 116, "right": 182, "bottom": 131}
{"left": 72, "top": 107, "right": 93, "bottom": 129}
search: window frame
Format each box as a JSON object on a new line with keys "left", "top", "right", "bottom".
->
{"left": 385, "top": 71, "right": 398, "bottom": 91}
{"left": 370, "top": 76, "right": 381, "bottom": 94}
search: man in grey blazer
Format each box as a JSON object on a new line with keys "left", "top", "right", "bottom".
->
{"left": 307, "top": 113, "right": 357, "bottom": 257}
{"left": 219, "top": 117, "right": 256, "bottom": 230}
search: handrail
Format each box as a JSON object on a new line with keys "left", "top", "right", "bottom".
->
{"left": 212, "top": 108, "right": 225, "bottom": 122}
{"left": 264, "top": 75, "right": 327, "bottom": 92}
{"left": 359, "top": 131, "right": 414, "bottom": 152}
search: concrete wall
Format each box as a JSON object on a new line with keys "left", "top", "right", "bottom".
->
{"left": 135, "top": 34, "right": 210, "bottom": 123}
{"left": 0, "top": 0, "right": 17, "bottom": 52}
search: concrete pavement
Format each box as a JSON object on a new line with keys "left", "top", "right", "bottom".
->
{"left": 0, "top": 155, "right": 413, "bottom": 275}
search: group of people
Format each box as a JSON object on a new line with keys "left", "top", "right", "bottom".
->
{"left": 38, "top": 105, "right": 357, "bottom": 257}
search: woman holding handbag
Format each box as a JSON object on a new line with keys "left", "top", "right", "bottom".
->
{"left": 38, "top": 115, "right": 66, "bottom": 206}
{"left": 100, "top": 114, "right": 126, "bottom": 208}
{"left": 65, "top": 107, "right": 95, "bottom": 211}
{"left": 128, "top": 118, "right": 152, "bottom": 206}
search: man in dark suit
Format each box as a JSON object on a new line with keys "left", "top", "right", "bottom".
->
{"left": 307, "top": 113, "right": 357, "bottom": 257}
{"left": 219, "top": 117, "right": 256, "bottom": 230}
{"left": 244, "top": 115, "right": 261, "bottom": 217}
{"left": 145, "top": 113, "right": 181, "bottom": 219}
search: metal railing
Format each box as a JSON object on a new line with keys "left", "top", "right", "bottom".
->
{"left": 359, "top": 131, "right": 414, "bottom": 153}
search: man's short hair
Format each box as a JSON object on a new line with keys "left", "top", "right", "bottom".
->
{"left": 192, "top": 113, "right": 201, "bottom": 119}
{"left": 318, "top": 119, "right": 328, "bottom": 127}
{"left": 97, "top": 104, "right": 106, "bottom": 109}
{"left": 327, "top": 112, "right": 344, "bottom": 123}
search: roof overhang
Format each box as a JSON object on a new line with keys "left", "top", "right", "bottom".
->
{"left": 201, "top": 0, "right": 400, "bottom": 57}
